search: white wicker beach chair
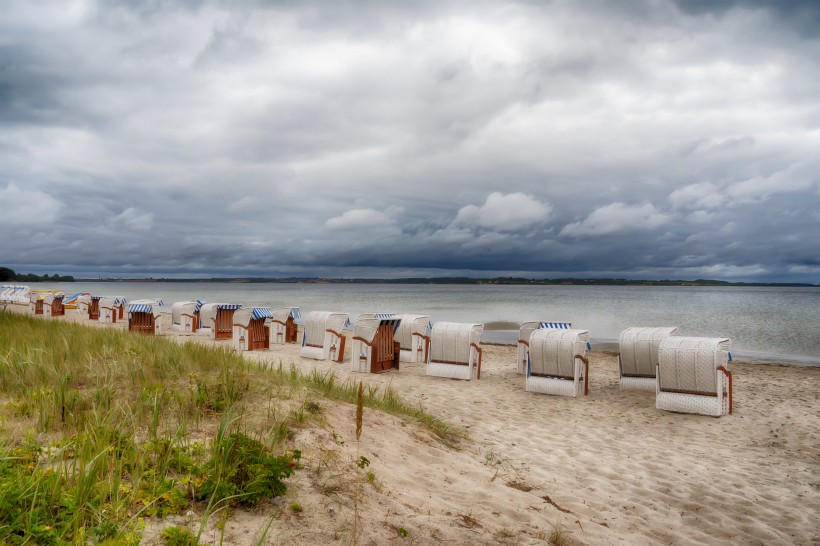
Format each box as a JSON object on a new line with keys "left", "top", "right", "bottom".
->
{"left": 395, "top": 314, "right": 431, "bottom": 363}
{"left": 618, "top": 327, "right": 678, "bottom": 391}
{"left": 2, "top": 285, "right": 30, "bottom": 305}
{"left": 426, "top": 322, "right": 484, "bottom": 381}
{"left": 269, "top": 307, "right": 301, "bottom": 344}
{"left": 517, "top": 321, "right": 572, "bottom": 374}
{"left": 351, "top": 314, "right": 401, "bottom": 373}
{"left": 300, "top": 311, "right": 350, "bottom": 362}
{"left": 128, "top": 299, "right": 164, "bottom": 335}
{"left": 42, "top": 293, "right": 66, "bottom": 317}
{"left": 98, "top": 296, "right": 127, "bottom": 324}
{"left": 656, "top": 337, "right": 733, "bottom": 416}
{"left": 525, "top": 328, "right": 590, "bottom": 397}
{"left": 197, "top": 303, "right": 242, "bottom": 340}
{"left": 232, "top": 307, "right": 272, "bottom": 351}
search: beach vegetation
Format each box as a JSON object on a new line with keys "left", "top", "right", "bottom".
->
{"left": 0, "top": 312, "right": 460, "bottom": 543}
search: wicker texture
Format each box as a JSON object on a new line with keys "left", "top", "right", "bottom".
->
{"left": 618, "top": 327, "right": 677, "bottom": 390}
{"left": 516, "top": 321, "right": 540, "bottom": 374}
{"left": 656, "top": 336, "right": 732, "bottom": 416}
{"left": 396, "top": 314, "right": 431, "bottom": 363}
{"left": 270, "top": 307, "right": 299, "bottom": 345}
{"left": 525, "top": 329, "right": 589, "bottom": 398}
{"left": 300, "top": 311, "right": 349, "bottom": 361}
{"left": 426, "top": 322, "right": 483, "bottom": 381}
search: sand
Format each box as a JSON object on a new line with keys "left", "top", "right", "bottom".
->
{"left": 11, "top": 306, "right": 820, "bottom": 544}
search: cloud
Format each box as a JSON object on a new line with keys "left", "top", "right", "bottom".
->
{"left": 560, "top": 203, "right": 671, "bottom": 237}
{"left": 324, "top": 208, "right": 399, "bottom": 231}
{"left": 0, "top": 1, "right": 819, "bottom": 282}
{"left": 0, "top": 184, "right": 62, "bottom": 225}
{"left": 451, "top": 192, "right": 552, "bottom": 232}
{"left": 668, "top": 183, "right": 725, "bottom": 209}
{"left": 111, "top": 208, "right": 154, "bottom": 231}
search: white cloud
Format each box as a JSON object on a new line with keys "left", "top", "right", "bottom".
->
{"left": 451, "top": 192, "right": 552, "bottom": 232}
{"left": 669, "top": 183, "right": 725, "bottom": 209}
{"left": 560, "top": 202, "right": 670, "bottom": 237}
{"left": 0, "top": 184, "right": 63, "bottom": 225}
{"left": 325, "top": 208, "right": 398, "bottom": 230}
{"left": 112, "top": 208, "right": 154, "bottom": 231}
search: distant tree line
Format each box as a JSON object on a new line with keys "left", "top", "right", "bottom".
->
{"left": 0, "top": 267, "right": 75, "bottom": 282}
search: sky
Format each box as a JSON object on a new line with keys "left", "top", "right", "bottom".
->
{"left": 1, "top": 0, "right": 819, "bottom": 282}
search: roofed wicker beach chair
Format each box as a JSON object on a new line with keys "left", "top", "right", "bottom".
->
{"left": 426, "top": 322, "right": 484, "bottom": 381}
{"left": 0, "top": 285, "right": 26, "bottom": 303}
{"left": 525, "top": 328, "right": 590, "bottom": 397}
{"left": 300, "top": 311, "right": 350, "bottom": 362}
{"left": 656, "top": 336, "right": 733, "bottom": 416}
{"left": 517, "top": 321, "right": 572, "bottom": 374}
{"left": 618, "top": 327, "right": 678, "bottom": 391}
{"left": 98, "top": 296, "right": 127, "bottom": 324}
{"left": 128, "top": 299, "right": 164, "bottom": 335}
{"left": 232, "top": 307, "right": 272, "bottom": 351}
{"left": 351, "top": 314, "right": 401, "bottom": 373}
{"left": 270, "top": 307, "right": 301, "bottom": 344}
{"left": 395, "top": 314, "right": 431, "bottom": 363}
{"left": 42, "top": 293, "right": 66, "bottom": 317}
{"left": 168, "top": 300, "right": 205, "bottom": 333}
{"left": 198, "top": 303, "right": 242, "bottom": 340}
{"left": 29, "top": 292, "right": 45, "bottom": 315}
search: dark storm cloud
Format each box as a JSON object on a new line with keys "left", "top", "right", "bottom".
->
{"left": 1, "top": 0, "right": 819, "bottom": 282}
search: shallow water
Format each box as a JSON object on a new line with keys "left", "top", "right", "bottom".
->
{"left": 45, "top": 282, "right": 820, "bottom": 363}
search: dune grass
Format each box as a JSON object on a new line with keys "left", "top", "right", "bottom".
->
{"left": 0, "top": 311, "right": 460, "bottom": 544}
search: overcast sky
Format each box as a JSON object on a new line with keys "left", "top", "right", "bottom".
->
{"left": 2, "top": 0, "right": 819, "bottom": 282}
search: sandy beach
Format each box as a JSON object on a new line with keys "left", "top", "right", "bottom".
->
{"left": 12, "top": 306, "right": 820, "bottom": 545}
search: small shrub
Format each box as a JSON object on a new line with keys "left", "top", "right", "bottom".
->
{"left": 161, "top": 525, "right": 198, "bottom": 546}
{"left": 196, "top": 433, "right": 299, "bottom": 507}
{"left": 290, "top": 501, "right": 303, "bottom": 513}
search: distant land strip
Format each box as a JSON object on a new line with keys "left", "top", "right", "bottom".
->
{"left": 72, "top": 277, "right": 819, "bottom": 287}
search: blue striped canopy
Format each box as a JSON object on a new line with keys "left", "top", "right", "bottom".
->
{"left": 290, "top": 308, "right": 302, "bottom": 319}
{"left": 91, "top": 295, "right": 103, "bottom": 301}
{"left": 194, "top": 299, "right": 206, "bottom": 313}
{"left": 539, "top": 322, "right": 571, "bottom": 329}
{"left": 375, "top": 313, "right": 395, "bottom": 319}
{"left": 216, "top": 304, "right": 241, "bottom": 310}
{"left": 251, "top": 307, "right": 273, "bottom": 320}
{"left": 129, "top": 304, "right": 154, "bottom": 313}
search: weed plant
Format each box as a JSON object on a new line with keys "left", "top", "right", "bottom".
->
{"left": 0, "top": 312, "right": 460, "bottom": 544}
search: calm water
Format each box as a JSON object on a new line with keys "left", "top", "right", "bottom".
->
{"left": 44, "top": 282, "right": 820, "bottom": 363}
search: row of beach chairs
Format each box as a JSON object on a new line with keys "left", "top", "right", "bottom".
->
{"left": 21, "top": 289, "right": 733, "bottom": 417}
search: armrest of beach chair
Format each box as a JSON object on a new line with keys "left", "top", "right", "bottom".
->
{"left": 575, "top": 354, "right": 589, "bottom": 395}
{"left": 718, "top": 365, "right": 733, "bottom": 414}
{"left": 471, "top": 342, "right": 483, "bottom": 380}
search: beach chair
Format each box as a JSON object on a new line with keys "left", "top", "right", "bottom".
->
{"left": 517, "top": 321, "right": 572, "bottom": 374}
{"left": 525, "top": 328, "right": 590, "bottom": 397}
{"left": 4, "top": 285, "right": 30, "bottom": 305}
{"left": 232, "top": 307, "right": 272, "bottom": 351}
{"left": 128, "top": 299, "right": 164, "bottom": 335}
{"left": 42, "top": 293, "right": 65, "bottom": 317}
{"left": 395, "top": 314, "right": 431, "bottom": 363}
{"left": 269, "top": 307, "right": 301, "bottom": 344}
{"left": 351, "top": 314, "right": 401, "bottom": 373}
{"left": 168, "top": 300, "right": 205, "bottom": 333}
{"left": 656, "top": 337, "right": 733, "bottom": 416}
{"left": 99, "top": 297, "right": 127, "bottom": 324}
{"left": 426, "top": 322, "right": 484, "bottom": 381}
{"left": 618, "top": 327, "right": 678, "bottom": 391}
{"left": 198, "top": 303, "right": 242, "bottom": 340}
{"left": 300, "top": 311, "right": 350, "bottom": 362}
{"left": 30, "top": 292, "right": 45, "bottom": 315}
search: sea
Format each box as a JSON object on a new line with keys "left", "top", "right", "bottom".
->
{"left": 41, "top": 282, "right": 820, "bottom": 365}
